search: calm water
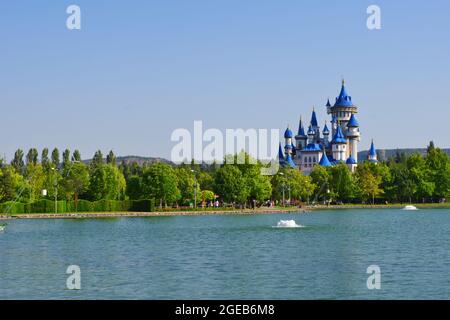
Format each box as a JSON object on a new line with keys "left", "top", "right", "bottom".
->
{"left": 1, "top": 209, "right": 450, "bottom": 299}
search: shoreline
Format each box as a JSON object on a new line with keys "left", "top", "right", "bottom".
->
{"left": 1, "top": 204, "right": 449, "bottom": 220}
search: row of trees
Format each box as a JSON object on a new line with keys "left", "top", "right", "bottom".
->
{"left": 1, "top": 143, "right": 450, "bottom": 209}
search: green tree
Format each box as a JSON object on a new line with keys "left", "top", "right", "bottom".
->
{"left": 91, "top": 150, "right": 104, "bottom": 167}
{"left": 11, "top": 149, "right": 25, "bottom": 173}
{"left": 106, "top": 150, "right": 117, "bottom": 166}
{"left": 310, "top": 165, "right": 330, "bottom": 203}
{"left": 142, "top": 163, "right": 180, "bottom": 208}
{"left": 41, "top": 148, "right": 50, "bottom": 169}
{"left": 62, "top": 149, "right": 71, "bottom": 168}
{"left": 0, "top": 166, "right": 22, "bottom": 202}
{"left": 426, "top": 147, "right": 450, "bottom": 200}
{"left": 72, "top": 149, "right": 82, "bottom": 162}
{"left": 213, "top": 164, "right": 249, "bottom": 205}
{"left": 24, "top": 163, "right": 46, "bottom": 202}
{"left": 126, "top": 175, "right": 143, "bottom": 200}
{"left": 355, "top": 163, "right": 383, "bottom": 204}
{"left": 51, "top": 148, "right": 60, "bottom": 169}
{"left": 175, "top": 167, "right": 200, "bottom": 205}
{"left": 329, "top": 163, "right": 356, "bottom": 203}
{"left": 61, "top": 162, "right": 90, "bottom": 208}
{"left": 26, "top": 148, "right": 39, "bottom": 165}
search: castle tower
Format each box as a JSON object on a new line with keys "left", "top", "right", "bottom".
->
{"left": 307, "top": 125, "right": 315, "bottom": 145}
{"left": 295, "top": 116, "right": 308, "bottom": 151}
{"left": 310, "top": 107, "right": 320, "bottom": 142}
{"left": 284, "top": 126, "right": 293, "bottom": 158}
{"left": 331, "top": 124, "right": 347, "bottom": 161}
{"left": 367, "top": 140, "right": 378, "bottom": 163}
{"left": 327, "top": 79, "right": 358, "bottom": 128}
{"left": 346, "top": 155, "right": 357, "bottom": 172}
{"left": 346, "top": 113, "right": 360, "bottom": 162}
{"left": 322, "top": 122, "right": 330, "bottom": 148}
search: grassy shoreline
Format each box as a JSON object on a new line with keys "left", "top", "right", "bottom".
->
{"left": 1, "top": 203, "right": 449, "bottom": 220}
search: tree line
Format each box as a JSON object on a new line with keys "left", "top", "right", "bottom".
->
{"left": 1, "top": 142, "right": 450, "bottom": 210}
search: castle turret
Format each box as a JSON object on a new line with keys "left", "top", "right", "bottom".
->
{"left": 346, "top": 113, "right": 360, "bottom": 162}
{"left": 319, "top": 150, "right": 332, "bottom": 167}
{"left": 284, "top": 126, "right": 293, "bottom": 159}
{"left": 346, "top": 155, "right": 357, "bottom": 172}
{"left": 278, "top": 143, "right": 285, "bottom": 166}
{"left": 322, "top": 122, "right": 330, "bottom": 148}
{"left": 307, "top": 125, "right": 315, "bottom": 145}
{"left": 367, "top": 140, "right": 378, "bottom": 163}
{"left": 327, "top": 79, "right": 358, "bottom": 128}
{"left": 295, "top": 116, "right": 308, "bottom": 151}
{"left": 310, "top": 108, "right": 320, "bottom": 142}
{"left": 331, "top": 124, "right": 347, "bottom": 161}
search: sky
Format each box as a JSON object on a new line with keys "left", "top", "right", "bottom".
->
{"left": 1, "top": 0, "right": 449, "bottom": 161}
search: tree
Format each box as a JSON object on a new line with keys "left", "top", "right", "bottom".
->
{"left": 310, "top": 165, "right": 330, "bottom": 203}
{"left": 126, "top": 175, "right": 143, "bottom": 200}
{"left": 355, "top": 163, "right": 383, "bottom": 204}
{"left": 213, "top": 165, "right": 249, "bottom": 205}
{"left": 142, "top": 163, "right": 180, "bottom": 208}
{"left": 426, "top": 147, "right": 450, "bottom": 200}
{"left": 62, "top": 149, "right": 71, "bottom": 168}
{"left": 329, "top": 163, "right": 356, "bottom": 203}
{"left": 41, "top": 148, "right": 50, "bottom": 169}
{"left": 26, "top": 148, "right": 39, "bottom": 165}
{"left": 72, "top": 149, "right": 82, "bottom": 162}
{"left": 11, "top": 149, "right": 25, "bottom": 173}
{"left": 106, "top": 150, "right": 116, "bottom": 166}
{"left": 271, "top": 168, "right": 314, "bottom": 203}
{"left": 91, "top": 150, "right": 104, "bottom": 167}
{"left": 51, "top": 148, "right": 60, "bottom": 169}
{"left": 175, "top": 167, "right": 200, "bottom": 205}
{"left": 88, "top": 164, "right": 126, "bottom": 201}
{"left": 61, "top": 162, "right": 90, "bottom": 208}
{"left": 406, "top": 154, "right": 434, "bottom": 202}
{"left": 24, "top": 163, "right": 45, "bottom": 202}
{"left": 0, "top": 166, "right": 22, "bottom": 202}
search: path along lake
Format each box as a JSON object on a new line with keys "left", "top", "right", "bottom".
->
{"left": 1, "top": 209, "right": 450, "bottom": 299}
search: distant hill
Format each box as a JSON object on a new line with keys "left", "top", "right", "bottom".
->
{"left": 358, "top": 148, "right": 450, "bottom": 162}
{"left": 84, "top": 156, "right": 173, "bottom": 166}
{"left": 84, "top": 149, "right": 450, "bottom": 166}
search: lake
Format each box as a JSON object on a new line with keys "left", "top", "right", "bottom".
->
{"left": 1, "top": 209, "right": 449, "bottom": 299}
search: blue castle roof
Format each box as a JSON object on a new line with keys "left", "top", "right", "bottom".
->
{"left": 319, "top": 152, "right": 332, "bottom": 167}
{"left": 284, "top": 126, "right": 293, "bottom": 139}
{"left": 307, "top": 125, "right": 315, "bottom": 135}
{"left": 297, "top": 117, "right": 306, "bottom": 136}
{"left": 346, "top": 155, "right": 357, "bottom": 165}
{"left": 331, "top": 125, "right": 347, "bottom": 144}
{"left": 310, "top": 109, "right": 318, "bottom": 127}
{"left": 347, "top": 114, "right": 359, "bottom": 127}
{"left": 323, "top": 123, "right": 330, "bottom": 134}
{"left": 334, "top": 80, "right": 354, "bottom": 107}
{"left": 369, "top": 140, "right": 377, "bottom": 157}
{"left": 326, "top": 98, "right": 331, "bottom": 107}
{"left": 285, "top": 154, "right": 296, "bottom": 168}
{"left": 304, "top": 143, "right": 322, "bottom": 152}
{"left": 278, "top": 143, "right": 285, "bottom": 161}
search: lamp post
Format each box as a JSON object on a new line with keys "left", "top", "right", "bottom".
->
{"left": 191, "top": 169, "right": 197, "bottom": 209}
{"left": 279, "top": 172, "right": 285, "bottom": 207}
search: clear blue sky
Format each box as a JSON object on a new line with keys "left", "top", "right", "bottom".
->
{"left": 1, "top": 0, "right": 449, "bottom": 161}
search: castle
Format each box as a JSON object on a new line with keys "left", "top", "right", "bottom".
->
{"left": 279, "top": 80, "right": 378, "bottom": 174}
